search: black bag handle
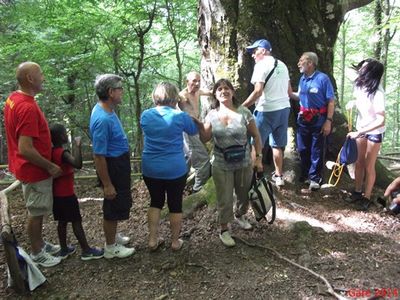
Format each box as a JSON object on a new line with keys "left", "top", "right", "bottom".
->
{"left": 250, "top": 171, "right": 276, "bottom": 224}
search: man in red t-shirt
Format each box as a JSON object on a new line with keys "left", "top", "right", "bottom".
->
{"left": 3, "top": 62, "right": 63, "bottom": 267}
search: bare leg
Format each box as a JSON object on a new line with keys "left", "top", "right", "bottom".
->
{"left": 363, "top": 140, "right": 381, "bottom": 199}
{"left": 72, "top": 221, "right": 90, "bottom": 252}
{"left": 354, "top": 138, "right": 367, "bottom": 192}
{"left": 27, "top": 215, "right": 44, "bottom": 255}
{"left": 147, "top": 207, "right": 161, "bottom": 249}
{"left": 57, "top": 221, "right": 68, "bottom": 250}
{"left": 169, "top": 213, "right": 182, "bottom": 250}
{"left": 272, "top": 147, "right": 284, "bottom": 176}
{"left": 103, "top": 219, "right": 117, "bottom": 246}
{"left": 220, "top": 223, "right": 228, "bottom": 232}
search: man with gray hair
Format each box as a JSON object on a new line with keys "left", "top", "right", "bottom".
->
{"left": 290, "top": 52, "right": 335, "bottom": 191}
{"left": 90, "top": 74, "right": 135, "bottom": 259}
{"left": 179, "top": 71, "right": 212, "bottom": 192}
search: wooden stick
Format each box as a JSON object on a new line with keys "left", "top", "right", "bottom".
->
{"left": 0, "top": 180, "right": 26, "bottom": 293}
{"left": 233, "top": 236, "right": 349, "bottom": 300}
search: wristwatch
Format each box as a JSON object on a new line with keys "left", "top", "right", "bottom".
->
{"left": 256, "top": 153, "right": 262, "bottom": 158}
{"left": 326, "top": 117, "right": 333, "bottom": 122}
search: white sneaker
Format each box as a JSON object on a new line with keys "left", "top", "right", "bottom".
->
{"left": 104, "top": 243, "right": 135, "bottom": 259}
{"left": 275, "top": 176, "right": 285, "bottom": 186}
{"left": 219, "top": 231, "right": 235, "bottom": 247}
{"left": 115, "top": 233, "right": 130, "bottom": 245}
{"left": 31, "top": 250, "right": 62, "bottom": 267}
{"left": 309, "top": 180, "right": 320, "bottom": 191}
{"left": 235, "top": 215, "right": 252, "bottom": 230}
{"left": 43, "top": 241, "right": 61, "bottom": 255}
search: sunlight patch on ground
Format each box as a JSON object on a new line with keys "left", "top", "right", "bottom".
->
{"left": 335, "top": 214, "right": 378, "bottom": 232}
{"left": 277, "top": 207, "right": 379, "bottom": 233}
{"left": 277, "top": 208, "right": 337, "bottom": 232}
{"left": 78, "top": 197, "right": 103, "bottom": 202}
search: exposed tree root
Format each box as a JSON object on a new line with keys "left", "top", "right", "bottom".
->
{"left": 233, "top": 235, "right": 350, "bottom": 300}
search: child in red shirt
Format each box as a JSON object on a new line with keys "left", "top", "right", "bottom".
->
{"left": 50, "top": 124, "right": 103, "bottom": 260}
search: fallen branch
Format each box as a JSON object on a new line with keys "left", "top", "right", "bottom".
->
{"left": 378, "top": 155, "right": 400, "bottom": 162}
{"left": 233, "top": 236, "right": 349, "bottom": 300}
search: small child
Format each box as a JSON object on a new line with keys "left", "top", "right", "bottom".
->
{"left": 50, "top": 124, "right": 103, "bottom": 260}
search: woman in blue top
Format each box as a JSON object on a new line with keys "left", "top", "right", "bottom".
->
{"left": 141, "top": 82, "right": 198, "bottom": 251}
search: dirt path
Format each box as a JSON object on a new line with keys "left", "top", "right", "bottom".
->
{"left": 1, "top": 169, "right": 400, "bottom": 299}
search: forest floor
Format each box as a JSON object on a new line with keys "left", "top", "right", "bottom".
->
{"left": 1, "top": 154, "right": 400, "bottom": 300}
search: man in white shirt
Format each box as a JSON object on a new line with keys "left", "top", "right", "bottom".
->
{"left": 242, "top": 39, "right": 291, "bottom": 186}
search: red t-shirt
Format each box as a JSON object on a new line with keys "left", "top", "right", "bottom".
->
{"left": 52, "top": 147, "right": 74, "bottom": 197}
{"left": 3, "top": 91, "right": 51, "bottom": 182}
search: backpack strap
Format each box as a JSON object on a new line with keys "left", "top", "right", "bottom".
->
{"left": 264, "top": 58, "right": 278, "bottom": 86}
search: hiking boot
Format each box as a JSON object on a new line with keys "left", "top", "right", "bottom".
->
{"left": 31, "top": 250, "right": 62, "bottom": 267}
{"left": 104, "top": 243, "right": 135, "bottom": 259}
{"left": 344, "top": 191, "right": 363, "bottom": 203}
{"left": 357, "top": 197, "right": 373, "bottom": 212}
{"left": 272, "top": 174, "right": 285, "bottom": 187}
{"left": 235, "top": 215, "right": 252, "bottom": 230}
{"left": 309, "top": 180, "right": 320, "bottom": 191}
{"left": 219, "top": 231, "right": 235, "bottom": 247}
{"left": 81, "top": 247, "right": 104, "bottom": 261}
{"left": 44, "top": 241, "right": 61, "bottom": 255}
{"left": 57, "top": 245, "right": 76, "bottom": 260}
{"left": 115, "top": 233, "right": 130, "bottom": 245}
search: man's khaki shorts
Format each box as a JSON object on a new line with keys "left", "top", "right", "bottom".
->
{"left": 22, "top": 177, "right": 53, "bottom": 217}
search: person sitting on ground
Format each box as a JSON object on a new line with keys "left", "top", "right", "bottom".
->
{"left": 50, "top": 124, "right": 104, "bottom": 261}
{"left": 141, "top": 82, "right": 198, "bottom": 251}
{"left": 346, "top": 58, "right": 385, "bottom": 211}
{"left": 195, "top": 78, "right": 263, "bottom": 247}
{"left": 384, "top": 177, "right": 400, "bottom": 209}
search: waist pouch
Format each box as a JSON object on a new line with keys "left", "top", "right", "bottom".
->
{"left": 215, "top": 144, "right": 247, "bottom": 163}
{"left": 298, "top": 107, "right": 326, "bottom": 125}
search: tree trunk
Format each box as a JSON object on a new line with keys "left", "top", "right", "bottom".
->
{"left": 197, "top": 0, "right": 395, "bottom": 188}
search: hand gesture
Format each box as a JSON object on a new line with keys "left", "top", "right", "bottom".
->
{"left": 347, "top": 131, "right": 359, "bottom": 139}
{"left": 103, "top": 184, "right": 117, "bottom": 200}
{"left": 48, "top": 163, "right": 62, "bottom": 178}
{"left": 320, "top": 121, "right": 332, "bottom": 136}
{"left": 384, "top": 177, "right": 400, "bottom": 201}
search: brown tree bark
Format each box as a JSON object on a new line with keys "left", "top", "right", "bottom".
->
{"left": 197, "top": 0, "right": 395, "bottom": 188}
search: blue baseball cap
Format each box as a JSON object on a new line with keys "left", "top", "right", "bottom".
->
{"left": 246, "top": 39, "right": 272, "bottom": 53}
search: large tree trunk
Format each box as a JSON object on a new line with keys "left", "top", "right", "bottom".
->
{"left": 197, "top": 0, "right": 395, "bottom": 187}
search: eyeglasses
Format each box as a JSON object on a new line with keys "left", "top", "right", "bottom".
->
{"left": 113, "top": 87, "right": 124, "bottom": 91}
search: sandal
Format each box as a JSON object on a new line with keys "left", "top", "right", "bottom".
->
{"left": 148, "top": 240, "right": 165, "bottom": 252}
{"left": 171, "top": 239, "right": 184, "bottom": 251}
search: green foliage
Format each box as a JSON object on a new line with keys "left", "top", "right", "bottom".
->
{"left": 0, "top": 0, "right": 200, "bottom": 155}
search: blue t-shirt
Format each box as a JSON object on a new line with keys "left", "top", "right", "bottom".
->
{"left": 89, "top": 103, "right": 129, "bottom": 157}
{"left": 298, "top": 70, "right": 335, "bottom": 127}
{"left": 141, "top": 106, "right": 198, "bottom": 179}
